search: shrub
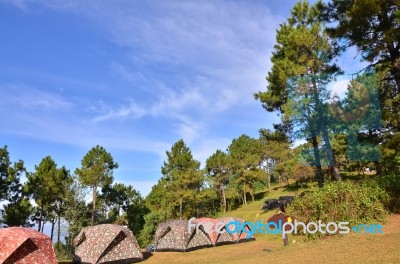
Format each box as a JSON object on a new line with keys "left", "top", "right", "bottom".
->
{"left": 376, "top": 174, "right": 400, "bottom": 213}
{"left": 286, "top": 181, "right": 388, "bottom": 239}
{"left": 54, "top": 241, "right": 74, "bottom": 262}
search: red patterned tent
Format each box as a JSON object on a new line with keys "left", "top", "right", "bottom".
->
{"left": 192, "top": 218, "right": 219, "bottom": 245}
{"left": 0, "top": 227, "right": 57, "bottom": 264}
{"left": 217, "top": 217, "right": 254, "bottom": 244}
{"left": 73, "top": 224, "right": 143, "bottom": 263}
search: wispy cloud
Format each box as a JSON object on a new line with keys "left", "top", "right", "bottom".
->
{"left": 0, "top": 83, "right": 71, "bottom": 110}
{"left": 1, "top": 0, "right": 291, "bottom": 195}
{"left": 91, "top": 100, "right": 146, "bottom": 123}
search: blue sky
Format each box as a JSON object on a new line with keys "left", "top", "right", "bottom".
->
{"left": 0, "top": 0, "right": 363, "bottom": 196}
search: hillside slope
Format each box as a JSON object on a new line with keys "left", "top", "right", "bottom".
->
{"left": 145, "top": 182, "right": 400, "bottom": 264}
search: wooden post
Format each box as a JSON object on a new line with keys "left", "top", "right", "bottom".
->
{"left": 283, "top": 234, "right": 289, "bottom": 246}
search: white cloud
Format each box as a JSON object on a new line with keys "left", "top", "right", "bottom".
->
{"left": 20, "top": 0, "right": 276, "bottom": 109}
{"left": 329, "top": 79, "right": 351, "bottom": 100}
{"left": 0, "top": 0, "right": 288, "bottom": 196}
{"left": 0, "top": 83, "right": 71, "bottom": 111}
{"left": 92, "top": 101, "right": 146, "bottom": 123}
{"left": 191, "top": 138, "right": 232, "bottom": 165}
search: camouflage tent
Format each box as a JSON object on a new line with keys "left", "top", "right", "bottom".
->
{"left": 216, "top": 217, "right": 254, "bottom": 244}
{"left": 74, "top": 224, "right": 143, "bottom": 263}
{"left": 192, "top": 218, "right": 219, "bottom": 245}
{"left": 155, "top": 220, "right": 213, "bottom": 252}
{"left": 0, "top": 227, "right": 57, "bottom": 264}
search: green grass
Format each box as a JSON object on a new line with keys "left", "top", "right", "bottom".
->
{"left": 142, "top": 179, "right": 400, "bottom": 264}
{"left": 144, "top": 214, "right": 400, "bottom": 264}
{"left": 61, "top": 179, "right": 400, "bottom": 263}
{"left": 219, "top": 180, "right": 317, "bottom": 221}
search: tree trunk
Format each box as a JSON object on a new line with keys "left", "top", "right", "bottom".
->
{"left": 38, "top": 208, "right": 43, "bottom": 232}
{"left": 57, "top": 215, "right": 61, "bottom": 244}
{"left": 242, "top": 184, "right": 247, "bottom": 205}
{"left": 322, "top": 129, "right": 340, "bottom": 181}
{"left": 91, "top": 185, "right": 97, "bottom": 226}
{"left": 222, "top": 189, "right": 227, "bottom": 213}
{"left": 305, "top": 89, "right": 324, "bottom": 188}
{"left": 374, "top": 161, "right": 381, "bottom": 175}
{"left": 312, "top": 78, "right": 340, "bottom": 181}
{"left": 311, "top": 136, "right": 324, "bottom": 188}
{"left": 50, "top": 218, "right": 55, "bottom": 242}
{"left": 179, "top": 196, "right": 183, "bottom": 220}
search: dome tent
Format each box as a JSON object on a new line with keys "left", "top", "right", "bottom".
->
{"left": 0, "top": 227, "right": 58, "bottom": 264}
{"left": 155, "top": 220, "right": 213, "bottom": 252}
{"left": 216, "top": 217, "right": 255, "bottom": 245}
{"left": 73, "top": 224, "right": 143, "bottom": 263}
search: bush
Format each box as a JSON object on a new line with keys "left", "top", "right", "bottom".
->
{"left": 286, "top": 181, "right": 388, "bottom": 239}
{"left": 377, "top": 174, "right": 400, "bottom": 213}
{"left": 54, "top": 241, "right": 74, "bottom": 262}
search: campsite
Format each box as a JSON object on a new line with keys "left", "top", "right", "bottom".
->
{"left": 1, "top": 0, "right": 400, "bottom": 263}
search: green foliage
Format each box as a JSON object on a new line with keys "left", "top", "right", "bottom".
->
{"left": 0, "top": 145, "right": 12, "bottom": 201}
{"left": 75, "top": 145, "right": 118, "bottom": 225}
{"left": 139, "top": 140, "right": 203, "bottom": 246}
{"left": 324, "top": 0, "right": 400, "bottom": 91}
{"left": 286, "top": 181, "right": 388, "bottom": 239}
{"left": 381, "top": 133, "right": 400, "bottom": 176}
{"left": 63, "top": 178, "right": 90, "bottom": 245}
{"left": 2, "top": 197, "right": 33, "bottom": 227}
{"left": 0, "top": 145, "right": 29, "bottom": 227}
{"left": 228, "top": 134, "right": 266, "bottom": 204}
{"left": 324, "top": 0, "right": 400, "bottom": 176}
{"left": 125, "top": 189, "right": 148, "bottom": 237}
{"left": 376, "top": 174, "right": 400, "bottom": 213}
{"left": 255, "top": 0, "right": 341, "bottom": 186}
{"left": 54, "top": 241, "right": 74, "bottom": 262}
{"left": 138, "top": 211, "right": 162, "bottom": 247}
{"left": 25, "top": 156, "right": 72, "bottom": 238}
{"left": 0, "top": 145, "right": 25, "bottom": 202}
{"left": 160, "top": 139, "right": 202, "bottom": 219}
{"left": 292, "top": 162, "right": 315, "bottom": 187}
{"left": 75, "top": 145, "right": 118, "bottom": 189}
{"left": 206, "top": 150, "right": 230, "bottom": 212}
{"left": 259, "top": 128, "right": 292, "bottom": 186}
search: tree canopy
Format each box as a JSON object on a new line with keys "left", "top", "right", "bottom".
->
{"left": 75, "top": 145, "right": 118, "bottom": 226}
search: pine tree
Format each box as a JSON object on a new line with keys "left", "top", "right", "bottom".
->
{"left": 206, "top": 150, "right": 230, "bottom": 212}
{"left": 75, "top": 145, "right": 118, "bottom": 226}
{"left": 255, "top": 0, "right": 341, "bottom": 187}
{"left": 161, "top": 139, "right": 202, "bottom": 219}
{"left": 228, "top": 135, "right": 265, "bottom": 204}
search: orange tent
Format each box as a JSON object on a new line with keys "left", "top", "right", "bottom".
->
{"left": 217, "top": 217, "right": 254, "bottom": 244}
{"left": 192, "top": 218, "right": 219, "bottom": 245}
{"left": 0, "top": 227, "right": 57, "bottom": 264}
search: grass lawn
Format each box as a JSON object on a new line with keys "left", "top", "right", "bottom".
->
{"left": 143, "top": 181, "right": 400, "bottom": 264}
{"left": 144, "top": 214, "right": 400, "bottom": 264}
{"left": 60, "top": 180, "right": 400, "bottom": 263}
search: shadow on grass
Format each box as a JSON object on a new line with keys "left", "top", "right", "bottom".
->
{"left": 143, "top": 252, "right": 154, "bottom": 261}
{"left": 255, "top": 191, "right": 268, "bottom": 201}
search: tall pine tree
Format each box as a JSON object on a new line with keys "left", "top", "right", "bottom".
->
{"left": 255, "top": 0, "right": 341, "bottom": 187}
{"left": 161, "top": 139, "right": 202, "bottom": 219}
